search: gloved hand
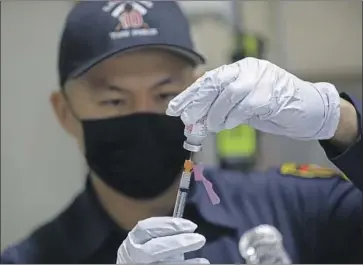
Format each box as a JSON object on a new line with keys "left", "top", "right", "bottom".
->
{"left": 166, "top": 57, "right": 341, "bottom": 140}
{"left": 116, "top": 217, "right": 209, "bottom": 264}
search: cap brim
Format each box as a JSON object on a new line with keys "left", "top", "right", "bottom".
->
{"left": 70, "top": 44, "right": 205, "bottom": 79}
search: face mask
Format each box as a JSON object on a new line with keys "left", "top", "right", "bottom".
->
{"left": 82, "top": 113, "right": 189, "bottom": 199}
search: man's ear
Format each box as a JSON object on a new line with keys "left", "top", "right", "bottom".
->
{"left": 50, "top": 91, "right": 79, "bottom": 137}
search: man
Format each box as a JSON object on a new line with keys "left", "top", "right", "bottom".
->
{"left": 1, "top": 1, "right": 362, "bottom": 264}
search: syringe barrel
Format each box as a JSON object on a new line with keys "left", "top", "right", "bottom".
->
{"left": 173, "top": 170, "right": 192, "bottom": 217}
{"left": 173, "top": 191, "right": 188, "bottom": 217}
{"left": 183, "top": 116, "right": 208, "bottom": 152}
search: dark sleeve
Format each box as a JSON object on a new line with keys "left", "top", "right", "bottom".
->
{"left": 319, "top": 93, "right": 363, "bottom": 191}
{"left": 0, "top": 223, "right": 68, "bottom": 264}
{"left": 0, "top": 252, "right": 14, "bottom": 264}
{"left": 1, "top": 241, "right": 61, "bottom": 264}
{"left": 1, "top": 244, "right": 28, "bottom": 264}
{"left": 298, "top": 176, "right": 363, "bottom": 263}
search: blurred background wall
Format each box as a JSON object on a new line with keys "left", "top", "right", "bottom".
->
{"left": 1, "top": 1, "right": 362, "bottom": 250}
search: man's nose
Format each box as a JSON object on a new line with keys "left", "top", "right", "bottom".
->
{"left": 133, "top": 96, "right": 159, "bottom": 113}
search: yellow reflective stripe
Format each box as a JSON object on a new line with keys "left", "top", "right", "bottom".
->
{"left": 216, "top": 125, "right": 257, "bottom": 157}
{"left": 280, "top": 163, "right": 350, "bottom": 181}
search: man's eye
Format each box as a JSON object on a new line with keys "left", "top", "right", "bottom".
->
{"left": 159, "top": 93, "right": 178, "bottom": 101}
{"left": 100, "top": 99, "right": 126, "bottom": 106}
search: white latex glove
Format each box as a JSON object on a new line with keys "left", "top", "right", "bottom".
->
{"left": 166, "top": 57, "right": 341, "bottom": 140}
{"left": 116, "top": 217, "right": 209, "bottom": 264}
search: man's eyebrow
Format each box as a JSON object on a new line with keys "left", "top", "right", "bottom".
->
{"left": 151, "top": 75, "right": 183, "bottom": 89}
{"left": 153, "top": 77, "right": 173, "bottom": 88}
{"left": 87, "top": 74, "right": 183, "bottom": 92}
{"left": 106, "top": 84, "right": 128, "bottom": 93}
{"left": 83, "top": 75, "right": 126, "bottom": 93}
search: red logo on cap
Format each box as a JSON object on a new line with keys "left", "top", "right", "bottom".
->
{"left": 115, "top": 3, "right": 149, "bottom": 31}
{"left": 119, "top": 10, "right": 143, "bottom": 29}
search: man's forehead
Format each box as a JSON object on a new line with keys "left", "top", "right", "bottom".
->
{"left": 95, "top": 49, "right": 185, "bottom": 72}
{"left": 82, "top": 50, "right": 190, "bottom": 78}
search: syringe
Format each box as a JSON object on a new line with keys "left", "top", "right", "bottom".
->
{"left": 172, "top": 116, "right": 208, "bottom": 218}
{"left": 172, "top": 157, "right": 193, "bottom": 217}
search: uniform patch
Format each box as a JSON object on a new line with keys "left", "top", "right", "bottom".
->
{"left": 280, "top": 163, "right": 349, "bottom": 180}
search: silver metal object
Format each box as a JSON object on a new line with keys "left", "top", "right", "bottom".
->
{"left": 239, "top": 225, "right": 292, "bottom": 264}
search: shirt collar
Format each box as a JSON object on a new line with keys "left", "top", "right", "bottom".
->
{"left": 58, "top": 177, "right": 121, "bottom": 262}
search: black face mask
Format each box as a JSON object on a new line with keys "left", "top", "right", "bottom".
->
{"left": 82, "top": 113, "right": 189, "bottom": 199}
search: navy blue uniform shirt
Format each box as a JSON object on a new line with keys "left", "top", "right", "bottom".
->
{"left": 1, "top": 93, "right": 362, "bottom": 264}
{"left": 320, "top": 93, "right": 362, "bottom": 191}
{"left": 1, "top": 166, "right": 362, "bottom": 264}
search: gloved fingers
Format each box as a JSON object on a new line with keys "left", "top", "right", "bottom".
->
{"left": 167, "top": 75, "right": 219, "bottom": 124}
{"left": 130, "top": 233, "right": 206, "bottom": 263}
{"left": 222, "top": 98, "right": 268, "bottom": 130}
{"left": 167, "top": 64, "right": 239, "bottom": 125}
{"left": 222, "top": 107, "right": 248, "bottom": 131}
{"left": 166, "top": 76, "right": 205, "bottom": 117}
{"left": 117, "top": 245, "right": 185, "bottom": 264}
{"left": 180, "top": 65, "right": 241, "bottom": 125}
{"left": 149, "top": 257, "right": 210, "bottom": 264}
{"left": 116, "top": 242, "right": 134, "bottom": 264}
{"left": 179, "top": 80, "right": 219, "bottom": 125}
{"left": 206, "top": 82, "right": 247, "bottom": 132}
{"left": 182, "top": 258, "right": 210, "bottom": 264}
{"left": 130, "top": 217, "right": 197, "bottom": 244}
{"left": 240, "top": 116, "right": 287, "bottom": 137}
{"left": 157, "top": 253, "right": 184, "bottom": 262}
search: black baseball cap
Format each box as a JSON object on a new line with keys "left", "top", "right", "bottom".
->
{"left": 58, "top": 0, "right": 205, "bottom": 88}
